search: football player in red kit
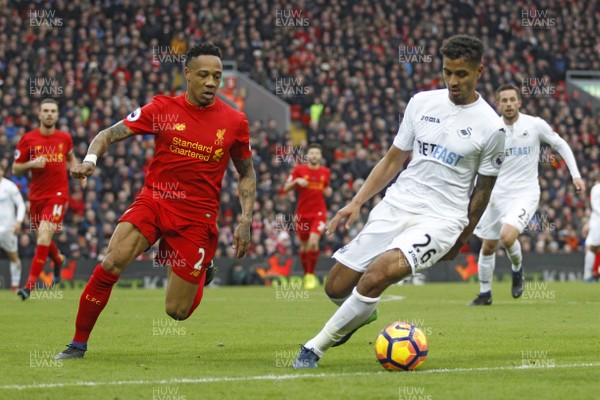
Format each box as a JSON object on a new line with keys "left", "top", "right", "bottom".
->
{"left": 284, "top": 144, "right": 331, "bottom": 289}
{"left": 13, "top": 98, "right": 73, "bottom": 299}
{"left": 55, "top": 43, "right": 256, "bottom": 359}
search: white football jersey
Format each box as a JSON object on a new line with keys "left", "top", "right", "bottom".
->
{"left": 386, "top": 89, "right": 506, "bottom": 227}
{"left": 0, "top": 178, "right": 25, "bottom": 234}
{"left": 493, "top": 112, "right": 581, "bottom": 197}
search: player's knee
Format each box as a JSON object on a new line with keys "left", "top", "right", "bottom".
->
{"left": 165, "top": 305, "right": 190, "bottom": 321}
{"left": 101, "top": 251, "right": 127, "bottom": 275}
{"left": 324, "top": 280, "right": 349, "bottom": 300}
{"left": 356, "top": 271, "right": 385, "bottom": 296}
{"left": 481, "top": 240, "right": 498, "bottom": 255}
{"left": 499, "top": 234, "right": 516, "bottom": 249}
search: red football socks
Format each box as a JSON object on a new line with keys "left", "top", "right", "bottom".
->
{"left": 73, "top": 265, "right": 120, "bottom": 343}
{"left": 306, "top": 249, "right": 320, "bottom": 275}
{"left": 48, "top": 240, "right": 62, "bottom": 265}
{"left": 25, "top": 244, "right": 50, "bottom": 290}
{"left": 299, "top": 251, "right": 309, "bottom": 274}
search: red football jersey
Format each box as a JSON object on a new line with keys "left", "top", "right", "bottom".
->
{"left": 288, "top": 164, "right": 330, "bottom": 216}
{"left": 14, "top": 129, "right": 73, "bottom": 200}
{"left": 123, "top": 94, "right": 252, "bottom": 223}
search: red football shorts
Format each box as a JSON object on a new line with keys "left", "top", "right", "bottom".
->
{"left": 118, "top": 189, "right": 218, "bottom": 285}
{"left": 296, "top": 212, "right": 327, "bottom": 241}
{"left": 29, "top": 196, "right": 68, "bottom": 230}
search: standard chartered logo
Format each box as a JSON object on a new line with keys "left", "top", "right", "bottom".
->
{"left": 169, "top": 137, "right": 218, "bottom": 161}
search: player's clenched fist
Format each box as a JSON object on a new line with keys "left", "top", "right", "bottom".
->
{"left": 70, "top": 162, "right": 95, "bottom": 183}
{"left": 30, "top": 156, "right": 47, "bottom": 169}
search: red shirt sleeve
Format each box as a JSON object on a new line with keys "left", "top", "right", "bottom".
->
{"left": 324, "top": 167, "right": 331, "bottom": 187}
{"left": 122, "top": 97, "right": 164, "bottom": 135}
{"left": 15, "top": 135, "right": 30, "bottom": 163}
{"left": 229, "top": 114, "right": 252, "bottom": 160}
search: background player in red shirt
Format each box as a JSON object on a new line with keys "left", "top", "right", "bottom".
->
{"left": 13, "top": 98, "right": 73, "bottom": 300}
{"left": 284, "top": 144, "right": 331, "bottom": 289}
{"left": 55, "top": 43, "right": 256, "bottom": 359}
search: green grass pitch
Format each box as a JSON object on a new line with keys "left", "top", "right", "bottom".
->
{"left": 1, "top": 281, "right": 599, "bottom": 399}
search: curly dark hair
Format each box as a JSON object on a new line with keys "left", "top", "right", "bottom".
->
{"left": 440, "top": 35, "right": 483, "bottom": 64}
{"left": 185, "top": 42, "right": 222, "bottom": 67}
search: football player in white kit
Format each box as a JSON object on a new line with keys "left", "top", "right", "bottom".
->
{"left": 293, "top": 35, "right": 506, "bottom": 368}
{"left": 583, "top": 178, "right": 600, "bottom": 282}
{"left": 0, "top": 163, "right": 26, "bottom": 291}
{"left": 469, "top": 84, "right": 584, "bottom": 305}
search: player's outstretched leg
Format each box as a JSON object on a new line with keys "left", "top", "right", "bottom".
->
{"left": 294, "top": 250, "right": 408, "bottom": 368}
{"left": 323, "top": 263, "right": 378, "bottom": 347}
{"left": 55, "top": 222, "right": 149, "bottom": 359}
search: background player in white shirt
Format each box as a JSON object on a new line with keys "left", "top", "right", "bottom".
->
{"left": 583, "top": 179, "right": 600, "bottom": 282}
{"left": 0, "top": 163, "right": 26, "bottom": 291}
{"left": 294, "top": 35, "right": 506, "bottom": 368}
{"left": 469, "top": 84, "right": 585, "bottom": 305}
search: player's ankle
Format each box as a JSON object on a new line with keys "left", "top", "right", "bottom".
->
{"left": 70, "top": 341, "right": 88, "bottom": 351}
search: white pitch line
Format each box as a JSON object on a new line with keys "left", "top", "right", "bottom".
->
{"left": 2, "top": 362, "right": 600, "bottom": 391}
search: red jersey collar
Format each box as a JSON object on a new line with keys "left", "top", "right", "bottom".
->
{"left": 183, "top": 93, "right": 218, "bottom": 111}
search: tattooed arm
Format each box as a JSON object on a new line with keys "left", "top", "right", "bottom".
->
{"left": 70, "top": 121, "right": 135, "bottom": 181}
{"left": 231, "top": 157, "right": 257, "bottom": 258}
{"left": 441, "top": 174, "right": 497, "bottom": 261}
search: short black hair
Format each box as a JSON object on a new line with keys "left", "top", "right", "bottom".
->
{"left": 40, "top": 98, "right": 59, "bottom": 108}
{"left": 496, "top": 83, "right": 522, "bottom": 100}
{"left": 185, "top": 42, "right": 222, "bottom": 67}
{"left": 307, "top": 143, "right": 322, "bottom": 152}
{"left": 440, "top": 35, "right": 484, "bottom": 64}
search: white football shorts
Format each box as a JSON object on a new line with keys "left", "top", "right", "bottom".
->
{"left": 474, "top": 191, "right": 539, "bottom": 240}
{"left": 333, "top": 199, "right": 463, "bottom": 274}
{"left": 0, "top": 231, "right": 18, "bottom": 253}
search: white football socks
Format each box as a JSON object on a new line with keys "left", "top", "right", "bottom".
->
{"left": 10, "top": 260, "right": 21, "bottom": 287}
{"left": 305, "top": 287, "right": 379, "bottom": 358}
{"left": 506, "top": 241, "right": 523, "bottom": 272}
{"left": 584, "top": 251, "right": 595, "bottom": 281}
{"left": 478, "top": 250, "right": 495, "bottom": 294}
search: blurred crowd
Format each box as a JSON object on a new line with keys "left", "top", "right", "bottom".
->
{"left": 0, "top": 0, "right": 599, "bottom": 262}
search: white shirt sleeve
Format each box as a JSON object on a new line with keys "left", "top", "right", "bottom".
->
{"left": 477, "top": 128, "right": 506, "bottom": 176}
{"left": 537, "top": 118, "right": 581, "bottom": 180}
{"left": 11, "top": 184, "right": 26, "bottom": 222}
{"left": 393, "top": 97, "right": 417, "bottom": 151}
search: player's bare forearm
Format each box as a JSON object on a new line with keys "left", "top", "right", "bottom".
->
{"left": 232, "top": 157, "right": 256, "bottom": 257}
{"left": 352, "top": 146, "right": 410, "bottom": 205}
{"left": 462, "top": 174, "right": 496, "bottom": 240}
{"left": 12, "top": 158, "right": 46, "bottom": 176}
{"left": 442, "top": 174, "right": 496, "bottom": 260}
{"left": 233, "top": 157, "right": 257, "bottom": 222}
{"left": 87, "top": 121, "right": 134, "bottom": 158}
{"left": 66, "top": 150, "right": 77, "bottom": 171}
{"left": 283, "top": 180, "right": 296, "bottom": 192}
